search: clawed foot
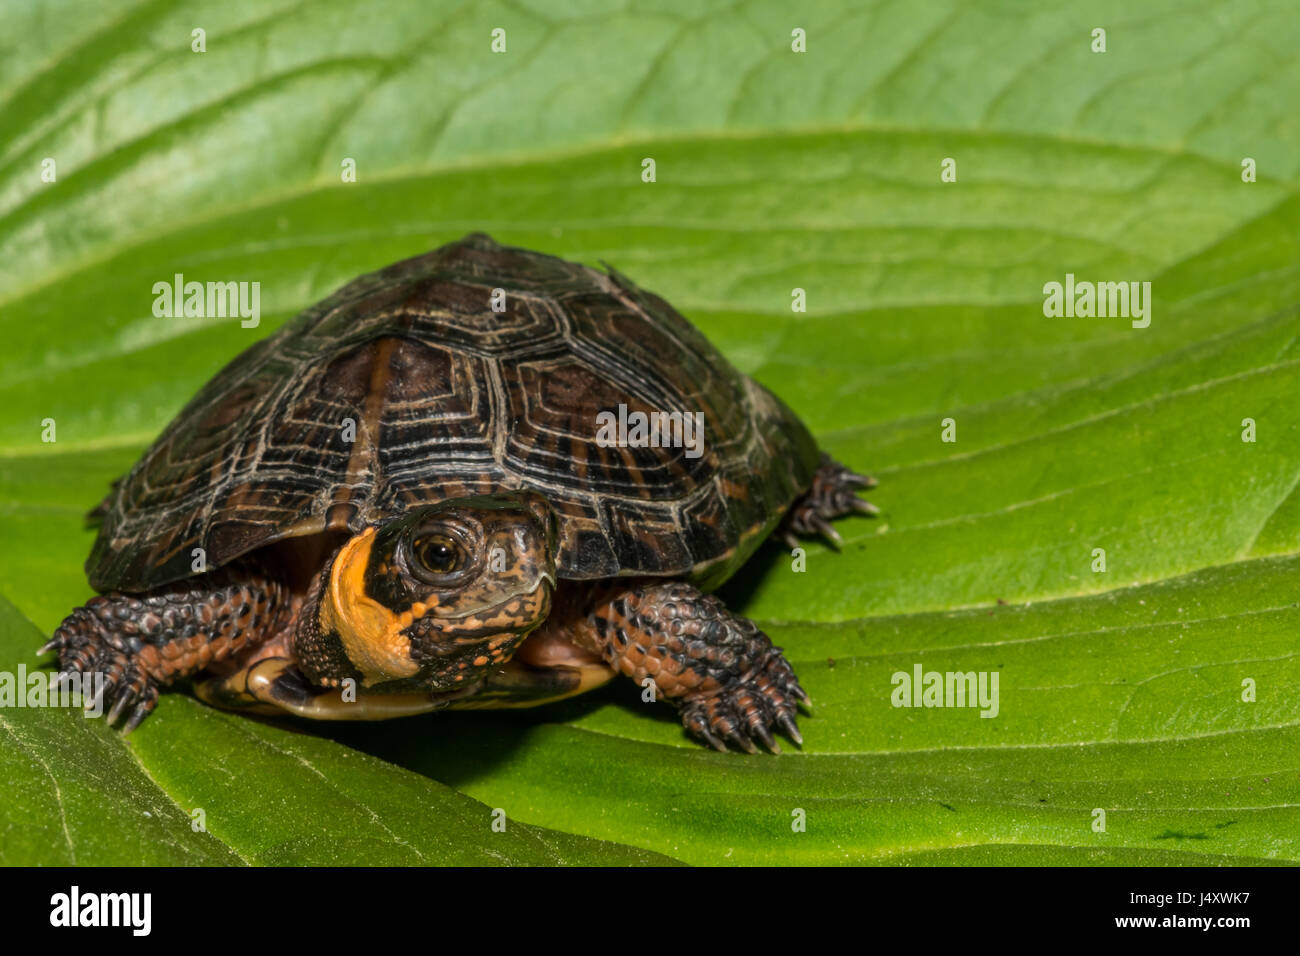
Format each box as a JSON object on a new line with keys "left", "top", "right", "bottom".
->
{"left": 679, "top": 648, "right": 808, "bottom": 754}
{"left": 40, "top": 607, "right": 160, "bottom": 731}
{"left": 779, "top": 453, "right": 878, "bottom": 549}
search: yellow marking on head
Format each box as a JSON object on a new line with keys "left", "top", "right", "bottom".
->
{"left": 320, "top": 527, "right": 434, "bottom": 686}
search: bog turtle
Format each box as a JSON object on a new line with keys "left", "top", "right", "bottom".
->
{"left": 45, "top": 234, "right": 877, "bottom": 752}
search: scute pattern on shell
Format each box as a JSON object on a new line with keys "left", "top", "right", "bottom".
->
{"left": 88, "top": 234, "right": 820, "bottom": 592}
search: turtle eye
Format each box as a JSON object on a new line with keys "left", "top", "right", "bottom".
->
{"left": 411, "top": 533, "right": 466, "bottom": 578}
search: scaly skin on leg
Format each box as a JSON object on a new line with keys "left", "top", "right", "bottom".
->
{"left": 776, "top": 453, "right": 878, "bottom": 548}
{"left": 572, "top": 580, "right": 807, "bottom": 753}
{"left": 41, "top": 566, "right": 290, "bottom": 730}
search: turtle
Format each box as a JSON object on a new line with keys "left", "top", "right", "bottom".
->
{"left": 43, "top": 233, "right": 878, "bottom": 752}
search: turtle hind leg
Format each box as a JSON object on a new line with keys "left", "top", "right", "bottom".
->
{"left": 573, "top": 581, "right": 807, "bottom": 753}
{"left": 776, "top": 453, "right": 879, "bottom": 550}
{"left": 41, "top": 568, "right": 288, "bottom": 731}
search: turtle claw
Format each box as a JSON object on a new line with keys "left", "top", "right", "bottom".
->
{"left": 778, "top": 712, "right": 803, "bottom": 746}
{"left": 99, "top": 675, "right": 157, "bottom": 730}
{"left": 690, "top": 720, "right": 728, "bottom": 752}
{"left": 750, "top": 720, "right": 781, "bottom": 755}
{"left": 678, "top": 648, "right": 806, "bottom": 754}
{"left": 121, "top": 690, "right": 159, "bottom": 733}
{"left": 107, "top": 690, "right": 132, "bottom": 724}
{"left": 729, "top": 728, "right": 759, "bottom": 755}
{"left": 843, "top": 469, "right": 877, "bottom": 490}
{"left": 809, "top": 514, "right": 842, "bottom": 549}
{"left": 777, "top": 453, "right": 879, "bottom": 546}
{"left": 83, "top": 680, "right": 108, "bottom": 716}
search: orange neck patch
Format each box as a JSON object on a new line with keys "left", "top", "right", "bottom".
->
{"left": 319, "top": 527, "right": 433, "bottom": 686}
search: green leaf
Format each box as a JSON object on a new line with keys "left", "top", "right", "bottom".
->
{"left": 1, "top": 0, "right": 1298, "bottom": 865}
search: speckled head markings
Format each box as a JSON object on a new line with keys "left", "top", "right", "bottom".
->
{"left": 298, "top": 492, "right": 557, "bottom": 692}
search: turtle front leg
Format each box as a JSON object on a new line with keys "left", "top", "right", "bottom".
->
{"left": 776, "top": 453, "right": 879, "bottom": 548}
{"left": 41, "top": 568, "right": 289, "bottom": 730}
{"left": 574, "top": 581, "right": 807, "bottom": 753}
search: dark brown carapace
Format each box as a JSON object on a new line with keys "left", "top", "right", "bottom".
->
{"left": 45, "top": 234, "right": 877, "bottom": 750}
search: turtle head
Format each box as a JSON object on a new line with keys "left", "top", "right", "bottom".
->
{"left": 299, "top": 492, "right": 559, "bottom": 693}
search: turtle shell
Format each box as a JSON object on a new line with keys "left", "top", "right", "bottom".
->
{"left": 89, "top": 234, "right": 819, "bottom": 593}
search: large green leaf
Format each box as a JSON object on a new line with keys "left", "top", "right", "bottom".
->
{"left": 1, "top": 0, "right": 1297, "bottom": 865}
{"left": 0, "top": 598, "right": 675, "bottom": 865}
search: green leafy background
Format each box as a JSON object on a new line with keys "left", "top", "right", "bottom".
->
{"left": 1, "top": 0, "right": 1298, "bottom": 865}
